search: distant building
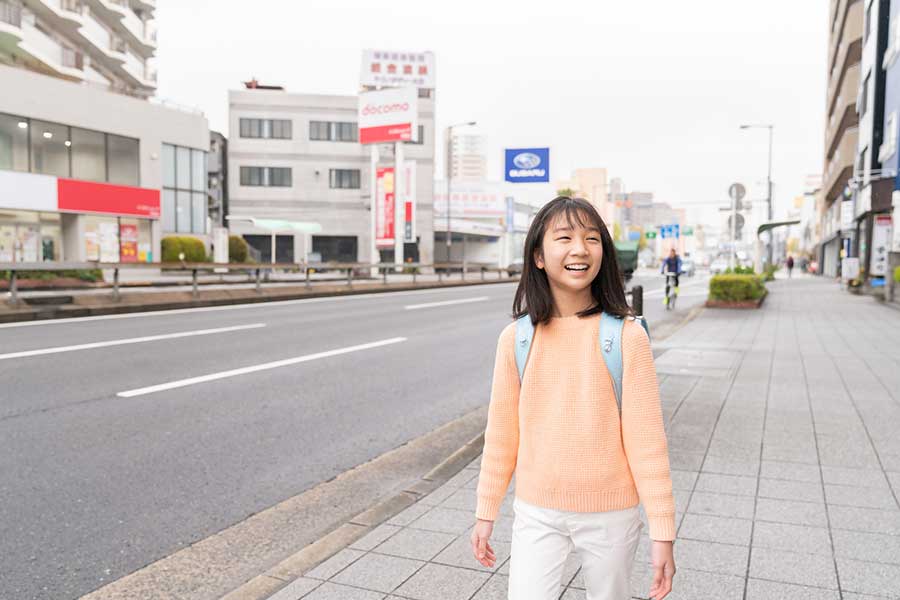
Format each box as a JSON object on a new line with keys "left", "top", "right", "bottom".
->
{"left": 446, "top": 131, "right": 486, "bottom": 182}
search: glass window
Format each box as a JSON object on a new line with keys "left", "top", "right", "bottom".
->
{"left": 191, "top": 192, "right": 205, "bottom": 234}
{"left": 162, "top": 143, "right": 175, "bottom": 187}
{"left": 310, "top": 121, "right": 329, "bottom": 140}
{"left": 239, "top": 118, "right": 250, "bottom": 138}
{"left": 240, "top": 166, "right": 263, "bottom": 186}
{"left": 176, "top": 190, "right": 191, "bottom": 232}
{"left": 70, "top": 127, "right": 106, "bottom": 182}
{"left": 273, "top": 119, "right": 292, "bottom": 139}
{"left": 30, "top": 119, "right": 70, "bottom": 177}
{"left": 191, "top": 148, "right": 205, "bottom": 191}
{"left": 335, "top": 122, "right": 357, "bottom": 142}
{"left": 270, "top": 167, "right": 292, "bottom": 187}
{"left": 162, "top": 189, "right": 176, "bottom": 231}
{"left": 0, "top": 113, "right": 30, "bottom": 172}
{"left": 107, "top": 134, "right": 139, "bottom": 185}
{"left": 176, "top": 145, "right": 190, "bottom": 189}
{"left": 330, "top": 169, "right": 360, "bottom": 189}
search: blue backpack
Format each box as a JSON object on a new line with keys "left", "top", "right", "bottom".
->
{"left": 514, "top": 312, "right": 648, "bottom": 413}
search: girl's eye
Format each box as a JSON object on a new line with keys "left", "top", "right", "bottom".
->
{"left": 556, "top": 236, "right": 570, "bottom": 240}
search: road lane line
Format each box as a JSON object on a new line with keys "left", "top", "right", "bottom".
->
{"left": 0, "top": 323, "right": 267, "bottom": 361}
{"left": 116, "top": 336, "right": 408, "bottom": 398}
{"left": 404, "top": 296, "right": 489, "bottom": 310}
{"left": 0, "top": 283, "right": 517, "bottom": 329}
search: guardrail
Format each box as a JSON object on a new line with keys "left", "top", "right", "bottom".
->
{"left": 1, "top": 261, "right": 515, "bottom": 306}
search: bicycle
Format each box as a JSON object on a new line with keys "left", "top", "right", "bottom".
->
{"left": 663, "top": 271, "right": 680, "bottom": 310}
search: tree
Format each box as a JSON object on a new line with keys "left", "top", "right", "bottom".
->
{"left": 557, "top": 188, "right": 577, "bottom": 198}
{"left": 613, "top": 222, "right": 623, "bottom": 242}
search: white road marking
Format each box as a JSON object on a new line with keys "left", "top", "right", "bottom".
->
{"left": 641, "top": 279, "right": 709, "bottom": 297}
{"left": 116, "top": 336, "right": 408, "bottom": 398}
{"left": 0, "top": 323, "right": 266, "bottom": 361}
{"left": 404, "top": 296, "right": 489, "bottom": 310}
{"left": 0, "top": 283, "right": 516, "bottom": 330}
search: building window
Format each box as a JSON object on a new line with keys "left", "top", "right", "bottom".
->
{"left": 71, "top": 127, "right": 106, "bottom": 182}
{"left": 0, "top": 113, "right": 30, "bottom": 172}
{"left": 163, "top": 142, "right": 208, "bottom": 234}
{"left": 107, "top": 134, "right": 139, "bottom": 186}
{"left": 240, "top": 118, "right": 292, "bottom": 139}
{"left": 860, "top": 73, "right": 870, "bottom": 118}
{"left": 240, "top": 166, "right": 292, "bottom": 187}
{"left": 329, "top": 168, "right": 360, "bottom": 189}
{"left": 880, "top": 111, "right": 898, "bottom": 162}
{"left": 30, "top": 119, "right": 69, "bottom": 177}
{"left": 310, "top": 121, "right": 358, "bottom": 142}
{"left": 407, "top": 124, "right": 425, "bottom": 145}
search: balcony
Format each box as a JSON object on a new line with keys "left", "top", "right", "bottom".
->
{"left": 119, "top": 49, "right": 155, "bottom": 91}
{"left": 78, "top": 12, "right": 126, "bottom": 65}
{"left": 15, "top": 17, "right": 84, "bottom": 81}
{"left": 0, "top": 0, "right": 23, "bottom": 52}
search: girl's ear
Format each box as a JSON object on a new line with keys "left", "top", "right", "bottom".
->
{"left": 533, "top": 248, "right": 544, "bottom": 270}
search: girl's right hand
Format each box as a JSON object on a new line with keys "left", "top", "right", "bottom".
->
{"left": 470, "top": 518, "right": 496, "bottom": 568}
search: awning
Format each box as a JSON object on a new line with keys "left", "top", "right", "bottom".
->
{"left": 226, "top": 216, "right": 323, "bottom": 233}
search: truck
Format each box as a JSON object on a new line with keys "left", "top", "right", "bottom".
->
{"left": 614, "top": 240, "right": 639, "bottom": 281}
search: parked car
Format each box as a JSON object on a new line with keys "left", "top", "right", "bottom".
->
{"left": 681, "top": 258, "right": 695, "bottom": 277}
{"left": 506, "top": 258, "right": 524, "bottom": 277}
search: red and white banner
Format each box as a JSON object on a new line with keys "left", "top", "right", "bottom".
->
{"left": 375, "top": 167, "right": 395, "bottom": 248}
{"left": 0, "top": 170, "right": 160, "bottom": 219}
{"left": 361, "top": 49, "right": 435, "bottom": 89}
{"left": 358, "top": 87, "right": 418, "bottom": 145}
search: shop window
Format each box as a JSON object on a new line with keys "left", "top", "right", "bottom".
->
{"left": 176, "top": 146, "right": 191, "bottom": 189}
{"left": 30, "top": 119, "right": 70, "bottom": 177}
{"left": 0, "top": 112, "right": 29, "bottom": 172}
{"left": 71, "top": 127, "right": 106, "bottom": 182}
{"left": 107, "top": 134, "right": 139, "bottom": 186}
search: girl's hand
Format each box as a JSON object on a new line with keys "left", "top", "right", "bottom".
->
{"left": 470, "top": 518, "right": 496, "bottom": 568}
{"left": 648, "top": 540, "right": 675, "bottom": 600}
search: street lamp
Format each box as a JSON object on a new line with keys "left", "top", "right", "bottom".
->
{"left": 740, "top": 123, "right": 774, "bottom": 265}
{"left": 445, "top": 121, "right": 477, "bottom": 256}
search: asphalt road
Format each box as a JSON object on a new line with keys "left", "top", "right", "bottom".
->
{"left": 0, "top": 274, "right": 708, "bottom": 599}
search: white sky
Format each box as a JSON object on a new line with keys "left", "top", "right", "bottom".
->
{"left": 156, "top": 0, "right": 827, "bottom": 228}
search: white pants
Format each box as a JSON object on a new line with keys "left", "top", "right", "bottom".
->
{"left": 508, "top": 497, "right": 643, "bottom": 600}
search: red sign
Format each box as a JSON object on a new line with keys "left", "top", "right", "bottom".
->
{"left": 376, "top": 167, "right": 395, "bottom": 248}
{"left": 359, "top": 123, "right": 412, "bottom": 144}
{"left": 57, "top": 179, "right": 161, "bottom": 218}
{"left": 120, "top": 224, "right": 138, "bottom": 263}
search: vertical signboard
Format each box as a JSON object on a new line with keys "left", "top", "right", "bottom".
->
{"left": 376, "top": 167, "right": 395, "bottom": 248}
{"left": 871, "top": 214, "right": 892, "bottom": 276}
{"left": 402, "top": 160, "right": 416, "bottom": 243}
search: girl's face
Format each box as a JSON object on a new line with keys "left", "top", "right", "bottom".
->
{"left": 534, "top": 213, "right": 604, "bottom": 294}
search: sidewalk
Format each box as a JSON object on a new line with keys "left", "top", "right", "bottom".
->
{"left": 254, "top": 276, "right": 900, "bottom": 600}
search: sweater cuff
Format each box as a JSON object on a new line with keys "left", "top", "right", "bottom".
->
{"left": 476, "top": 495, "right": 503, "bottom": 521}
{"left": 647, "top": 514, "right": 677, "bottom": 541}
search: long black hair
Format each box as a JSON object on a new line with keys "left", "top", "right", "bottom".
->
{"left": 512, "top": 196, "right": 632, "bottom": 325}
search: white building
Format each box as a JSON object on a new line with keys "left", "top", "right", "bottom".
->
{"left": 0, "top": 68, "right": 208, "bottom": 263}
{"left": 0, "top": 0, "right": 158, "bottom": 98}
{"left": 227, "top": 83, "right": 435, "bottom": 265}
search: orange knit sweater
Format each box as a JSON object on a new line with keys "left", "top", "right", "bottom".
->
{"left": 475, "top": 313, "right": 677, "bottom": 541}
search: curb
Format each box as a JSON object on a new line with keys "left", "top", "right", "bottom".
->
{"left": 220, "top": 433, "right": 486, "bottom": 600}
{"left": 0, "top": 278, "right": 516, "bottom": 324}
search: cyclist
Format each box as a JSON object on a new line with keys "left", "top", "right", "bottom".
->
{"left": 660, "top": 248, "right": 683, "bottom": 308}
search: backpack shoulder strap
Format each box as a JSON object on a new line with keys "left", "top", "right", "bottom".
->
{"left": 514, "top": 314, "right": 535, "bottom": 382}
{"left": 599, "top": 312, "right": 626, "bottom": 412}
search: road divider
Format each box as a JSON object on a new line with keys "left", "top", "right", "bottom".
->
{"left": 116, "top": 337, "right": 408, "bottom": 398}
{"left": 0, "top": 323, "right": 266, "bottom": 361}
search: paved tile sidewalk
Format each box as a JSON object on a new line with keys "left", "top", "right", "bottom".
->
{"left": 265, "top": 277, "right": 900, "bottom": 600}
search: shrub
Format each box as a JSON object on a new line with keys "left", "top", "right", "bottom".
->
{"left": 228, "top": 235, "right": 250, "bottom": 263}
{"left": 161, "top": 236, "right": 206, "bottom": 263}
{"left": 709, "top": 274, "right": 766, "bottom": 302}
{"left": 724, "top": 265, "right": 755, "bottom": 275}
{"left": 1, "top": 269, "right": 103, "bottom": 282}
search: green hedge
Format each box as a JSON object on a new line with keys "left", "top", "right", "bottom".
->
{"left": 709, "top": 274, "right": 767, "bottom": 302}
{"left": 161, "top": 236, "right": 206, "bottom": 263}
{"left": 228, "top": 235, "right": 251, "bottom": 263}
{"left": 724, "top": 265, "right": 755, "bottom": 275}
{"left": 1, "top": 269, "right": 103, "bottom": 282}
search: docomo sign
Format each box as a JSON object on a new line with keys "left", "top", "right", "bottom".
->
{"left": 358, "top": 87, "right": 418, "bottom": 144}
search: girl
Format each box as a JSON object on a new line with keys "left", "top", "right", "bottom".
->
{"left": 470, "top": 196, "right": 676, "bottom": 600}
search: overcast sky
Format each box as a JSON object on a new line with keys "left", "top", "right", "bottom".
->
{"left": 156, "top": 0, "right": 827, "bottom": 227}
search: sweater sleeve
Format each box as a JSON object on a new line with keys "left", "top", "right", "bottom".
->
{"left": 475, "top": 323, "right": 520, "bottom": 521}
{"left": 621, "top": 319, "right": 677, "bottom": 541}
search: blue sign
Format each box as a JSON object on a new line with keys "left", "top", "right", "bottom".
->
{"left": 660, "top": 225, "right": 669, "bottom": 239}
{"left": 504, "top": 148, "right": 550, "bottom": 183}
{"left": 660, "top": 224, "right": 680, "bottom": 239}
{"left": 627, "top": 230, "right": 640, "bottom": 241}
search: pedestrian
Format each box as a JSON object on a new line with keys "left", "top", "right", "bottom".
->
{"left": 470, "top": 196, "right": 676, "bottom": 600}
{"left": 786, "top": 255, "right": 794, "bottom": 278}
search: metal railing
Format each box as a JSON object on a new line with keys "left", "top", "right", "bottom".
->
{"left": 2, "top": 260, "right": 517, "bottom": 306}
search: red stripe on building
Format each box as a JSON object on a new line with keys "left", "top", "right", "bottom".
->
{"left": 57, "top": 179, "right": 161, "bottom": 218}
{"left": 359, "top": 123, "right": 412, "bottom": 144}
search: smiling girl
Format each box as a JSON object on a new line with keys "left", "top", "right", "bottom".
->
{"left": 470, "top": 196, "right": 676, "bottom": 600}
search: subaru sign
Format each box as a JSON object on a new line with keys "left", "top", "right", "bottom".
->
{"left": 505, "top": 148, "right": 550, "bottom": 183}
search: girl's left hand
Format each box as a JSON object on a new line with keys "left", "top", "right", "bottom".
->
{"left": 648, "top": 540, "right": 675, "bottom": 600}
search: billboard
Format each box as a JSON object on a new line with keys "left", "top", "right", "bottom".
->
{"left": 504, "top": 148, "right": 550, "bottom": 183}
{"left": 361, "top": 49, "right": 435, "bottom": 89}
{"left": 375, "top": 167, "right": 395, "bottom": 248}
{"left": 358, "top": 87, "right": 418, "bottom": 145}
